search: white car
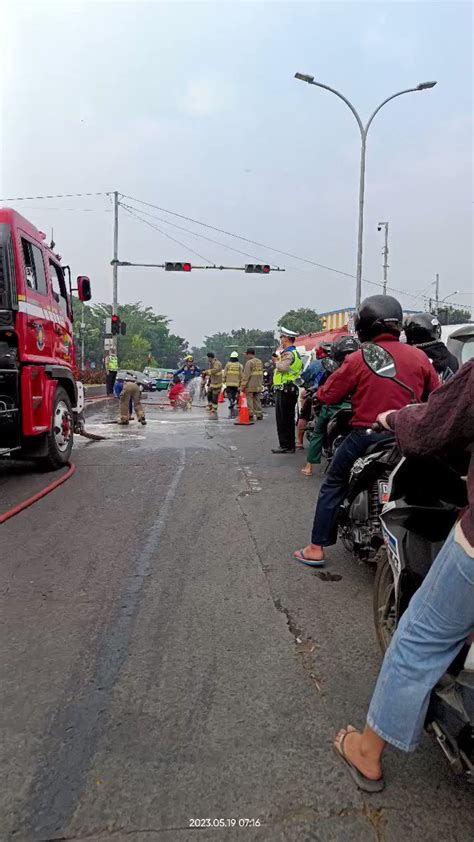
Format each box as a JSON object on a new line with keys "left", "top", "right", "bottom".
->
{"left": 441, "top": 323, "right": 474, "bottom": 366}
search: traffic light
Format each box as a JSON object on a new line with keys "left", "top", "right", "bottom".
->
{"left": 165, "top": 262, "right": 191, "bottom": 272}
{"left": 111, "top": 314, "right": 120, "bottom": 335}
{"left": 244, "top": 264, "right": 271, "bottom": 274}
{"left": 120, "top": 321, "right": 127, "bottom": 336}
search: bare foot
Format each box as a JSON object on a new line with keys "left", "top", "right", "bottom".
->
{"left": 301, "top": 466, "right": 313, "bottom": 476}
{"left": 334, "top": 727, "right": 382, "bottom": 782}
{"left": 294, "top": 543, "right": 324, "bottom": 562}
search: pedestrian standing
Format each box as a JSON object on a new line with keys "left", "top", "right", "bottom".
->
{"left": 105, "top": 351, "right": 118, "bottom": 395}
{"left": 223, "top": 351, "right": 243, "bottom": 417}
{"left": 272, "top": 328, "right": 303, "bottom": 453}
{"left": 241, "top": 348, "right": 264, "bottom": 421}
{"left": 118, "top": 372, "right": 146, "bottom": 426}
{"left": 202, "top": 352, "right": 223, "bottom": 417}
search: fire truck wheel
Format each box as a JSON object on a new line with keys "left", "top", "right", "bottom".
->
{"left": 40, "top": 386, "right": 74, "bottom": 470}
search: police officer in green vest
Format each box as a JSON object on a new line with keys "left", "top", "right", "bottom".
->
{"left": 105, "top": 351, "right": 119, "bottom": 395}
{"left": 272, "top": 327, "right": 303, "bottom": 453}
{"left": 223, "top": 351, "right": 243, "bottom": 417}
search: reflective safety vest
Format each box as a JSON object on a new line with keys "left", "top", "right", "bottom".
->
{"left": 224, "top": 361, "right": 242, "bottom": 387}
{"left": 107, "top": 354, "right": 118, "bottom": 372}
{"left": 273, "top": 348, "right": 302, "bottom": 387}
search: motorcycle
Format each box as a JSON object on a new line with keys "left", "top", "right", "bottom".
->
{"left": 336, "top": 346, "right": 405, "bottom": 562}
{"left": 369, "top": 345, "right": 473, "bottom": 780}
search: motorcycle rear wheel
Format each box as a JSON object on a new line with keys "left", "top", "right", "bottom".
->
{"left": 374, "top": 551, "right": 397, "bottom": 654}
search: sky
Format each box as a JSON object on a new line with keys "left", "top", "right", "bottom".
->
{"left": 2, "top": 1, "right": 473, "bottom": 346}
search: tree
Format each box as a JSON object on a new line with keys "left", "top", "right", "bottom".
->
{"left": 72, "top": 300, "right": 188, "bottom": 370}
{"left": 277, "top": 308, "right": 323, "bottom": 336}
{"left": 197, "top": 328, "right": 276, "bottom": 364}
{"left": 437, "top": 306, "right": 471, "bottom": 326}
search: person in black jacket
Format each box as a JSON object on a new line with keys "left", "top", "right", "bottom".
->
{"left": 404, "top": 313, "right": 459, "bottom": 382}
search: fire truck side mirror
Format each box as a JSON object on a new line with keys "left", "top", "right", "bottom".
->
{"left": 77, "top": 276, "right": 92, "bottom": 302}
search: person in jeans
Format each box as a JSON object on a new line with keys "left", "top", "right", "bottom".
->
{"left": 334, "top": 360, "right": 474, "bottom": 791}
{"left": 293, "top": 295, "right": 439, "bottom": 567}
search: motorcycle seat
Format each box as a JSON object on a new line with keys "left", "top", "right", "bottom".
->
{"left": 365, "top": 436, "right": 396, "bottom": 455}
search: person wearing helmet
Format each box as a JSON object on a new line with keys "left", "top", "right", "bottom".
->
{"left": 404, "top": 313, "right": 459, "bottom": 382}
{"left": 293, "top": 295, "right": 439, "bottom": 567}
{"left": 316, "top": 342, "right": 333, "bottom": 360}
{"left": 223, "top": 351, "right": 243, "bottom": 417}
{"left": 175, "top": 354, "right": 201, "bottom": 384}
{"left": 118, "top": 371, "right": 146, "bottom": 425}
{"left": 175, "top": 354, "right": 202, "bottom": 404}
{"left": 272, "top": 327, "right": 303, "bottom": 452}
{"left": 300, "top": 336, "right": 360, "bottom": 475}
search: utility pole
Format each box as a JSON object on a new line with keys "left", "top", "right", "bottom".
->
{"left": 81, "top": 301, "right": 85, "bottom": 370}
{"left": 435, "top": 273, "right": 440, "bottom": 314}
{"left": 112, "top": 190, "right": 119, "bottom": 352}
{"left": 378, "top": 222, "right": 389, "bottom": 294}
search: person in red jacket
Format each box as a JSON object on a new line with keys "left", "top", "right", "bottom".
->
{"left": 293, "top": 295, "right": 439, "bottom": 567}
{"left": 168, "top": 375, "right": 186, "bottom": 408}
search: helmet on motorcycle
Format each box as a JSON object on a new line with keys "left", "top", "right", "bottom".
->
{"left": 229, "top": 351, "right": 239, "bottom": 359}
{"left": 332, "top": 335, "right": 361, "bottom": 363}
{"left": 404, "top": 312, "right": 441, "bottom": 345}
{"left": 354, "top": 294, "right": 403, "bottom": 342}
{"left": 316, "top": 342, "right": 332, "bottom": 359}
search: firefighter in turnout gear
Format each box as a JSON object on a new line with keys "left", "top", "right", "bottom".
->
{"left": 119, "top": 372, "right": 146, "bottom": 425}
{"left": 223, "top": 351, "right": 243, "bottom": 417}
{"left": 272, "top": 327, "right": 302, "bottom": 452}
{"left": 202, "top": 352, "right": 223, "bottom": 416}
{"left": 241, "top": 348, "right": 264, "bottom": 421}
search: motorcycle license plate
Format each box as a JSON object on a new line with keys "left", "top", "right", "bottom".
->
{"left": 378, "top": 481, "right": 389, "bottom": 504}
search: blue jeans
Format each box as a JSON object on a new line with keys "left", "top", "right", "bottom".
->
{"left": 367, "top": 530, "right": 474, "bottom": 751}
{"left": 311, "top": 429, "right": 389, "bottom": 546}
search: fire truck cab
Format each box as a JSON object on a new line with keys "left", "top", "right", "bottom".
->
{"left": 0, "top": 208, "right": 91, "bottom": 469}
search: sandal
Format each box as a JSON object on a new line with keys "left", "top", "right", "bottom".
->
{"left": 293, "top": 549, "right": 325, "bottom": 567}
{"left": 334, "top": 727, "right": 385, "bottom": 793}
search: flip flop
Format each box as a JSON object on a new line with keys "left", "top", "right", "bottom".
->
{"left": 334, "top": 729, "right": 385, "bottom": 793}
{"left": 293, "top": 549, "right": 326, "bottom": 568}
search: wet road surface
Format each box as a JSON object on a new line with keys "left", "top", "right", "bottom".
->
{"left": 0, "top": 395, "right": 472, "bottom": 841}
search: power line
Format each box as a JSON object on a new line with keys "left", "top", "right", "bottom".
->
{"left": 123, "top": 193, "right": 364, "bottom": 282}
{"left": 120, "top": 200, "right": 275, "bottom": 266}
{"left": 122, "top": 193, "right": 437, "bottom": 305}
{"left": 120, "top": 203, "right": 213, "bottom": 264}
{"left": 0, "top": 191, "right": 110, "bottom": 201}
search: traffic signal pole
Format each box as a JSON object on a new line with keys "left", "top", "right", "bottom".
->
{"left": 112, "top": 190, "right": 119, "bottom": 351}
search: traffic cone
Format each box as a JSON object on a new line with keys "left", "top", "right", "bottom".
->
{"left": 218, "top": 388, "right": 225, "bottom": 404}
{"left": 234, "top": 392, "right": 254, "bottom": 426}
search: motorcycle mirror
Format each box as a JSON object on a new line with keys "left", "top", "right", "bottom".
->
{"left": 362, "top": 343, "right": 396, "bottom": 379}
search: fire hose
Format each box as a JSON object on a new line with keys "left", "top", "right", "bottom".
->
{"left": 0, "top": 423, "right": 108, "bottom": 524}
{"left": 0, "top": 462, "right": 76, "bottom": 525}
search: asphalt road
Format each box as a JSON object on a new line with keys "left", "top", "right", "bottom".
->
{"left": 0, "top": 394, "right": 471, "bottom": 841}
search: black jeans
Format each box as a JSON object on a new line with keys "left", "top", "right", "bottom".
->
{"left": 275, "top": 387, "right": 298, "bottom": 449}
{"left": 311, "top": 429, "right": 390, "bottom": 546}
{"left": 226, "top": 386, "right": 239, "bottom": 408}
{"left": 106, "top": 370, "right": 117, "bottom": 395}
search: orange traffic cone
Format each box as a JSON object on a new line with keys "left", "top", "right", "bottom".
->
{"left": 234, "top": 392, "right": 254, "bottom": 426}
{"left": 218, "top": 388, "right": 225, "bottom": 404}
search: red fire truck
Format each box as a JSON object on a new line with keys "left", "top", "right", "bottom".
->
{"left": 0, "top": 208, "right": 91, "bottom": 469}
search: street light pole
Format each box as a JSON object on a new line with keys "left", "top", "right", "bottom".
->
{"left": 112, "top": 190, "right": 119, "bottom": 353}
{"left": 294, "top": 74, "right": 437, "bottom": 306}
{"left": 378, "top": 221, "right": 389, "bottom": 294}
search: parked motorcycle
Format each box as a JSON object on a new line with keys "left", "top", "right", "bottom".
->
{"left": 368, "top": 344, "right": 473, "bottom": 780}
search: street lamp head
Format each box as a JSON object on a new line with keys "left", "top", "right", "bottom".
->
{"left": 417, "top": 81, "right": 437, "bottom": 90}
{"left": 294, "top": 72, "right": 315, "bottom": 84}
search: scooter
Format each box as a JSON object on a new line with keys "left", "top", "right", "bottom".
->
{"left": 368, "top": 344, "right": 473, "bottom": 780}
